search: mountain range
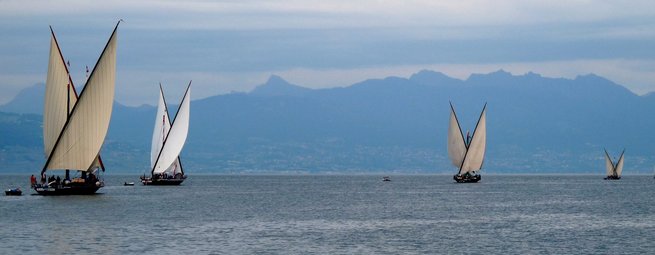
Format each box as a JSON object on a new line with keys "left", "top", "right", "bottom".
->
{"left": 2, "top": 70, "right": 654, "bottom": 174}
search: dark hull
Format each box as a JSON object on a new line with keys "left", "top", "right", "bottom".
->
{"left": 604, "top": 176, "right": 621, "bottom": 180}
{"left": 454, "top": 174, "right": 481, "bottom": 183}
{"left": 5, "top": 190, "right": 22, "bottom": 196}
{"left": 141, "top": 176, "right": 186, "bottom": 186}
{"left": 34, "top": 183, "right": 101, "bottom": 195}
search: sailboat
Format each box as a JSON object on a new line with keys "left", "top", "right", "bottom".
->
{"left": 448, "top": 102, "right": 487, "bottom": 183}
{"left": 140, "top": 82, "right": 191, "bottom": 185}
{"left": 603, "top": 149, "right": 624, "bottom": 180}
{"left": 33, "top": 22, "right": 119, "bottom": 195}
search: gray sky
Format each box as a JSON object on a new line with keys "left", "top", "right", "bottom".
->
{"left": 1, "top": 0, "right": 655, "bottom": 106}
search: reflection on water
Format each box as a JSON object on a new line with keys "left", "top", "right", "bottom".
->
{"left": 1, "top": 175, "right": 655, "bottom": 254}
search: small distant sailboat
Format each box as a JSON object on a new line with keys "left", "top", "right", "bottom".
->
{"left": 141, "top": 83, "right": 191, "bottom": 185}
{"left": 448, "top": 102, "right": 487, "bottom": 183}
{"left": 603, "top": 149, "right": 624, "bottom": 180}
{"left": 33, "top": 22, "right": 119, "bottom": 195}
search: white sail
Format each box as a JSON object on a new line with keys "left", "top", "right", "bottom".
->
{"left": 150, "top": 85, "right": 186, "bottom": 175}
{"left": 43, "top": 25, "right": 118, "bottom": 171}
{"left": 151, "top": 87, "right": 170, "bottom": 169}
{"left": 152, "top": 84, "right": 191, "bottom": 174}
{"left": 615, "top": 150, "right": 625, "bottom": 177}
{"left": 447, "top": 103, "right": 467, "bottom": 168}
{"left": 164, "top": 158, "right": 182, "bottom": 175}
{"left": 459, "top": 106, "right": 487, "bottom": 174}
{"left": 604, "top": 149, "right": 614, "bottom": 176}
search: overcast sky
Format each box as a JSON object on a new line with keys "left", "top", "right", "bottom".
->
{"left": 1, "top": 0, "right": 654, "bottom": 106}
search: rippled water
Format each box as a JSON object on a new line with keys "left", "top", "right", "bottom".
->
{"left": 1, "top": 174, "right": 655, "bottom": 254}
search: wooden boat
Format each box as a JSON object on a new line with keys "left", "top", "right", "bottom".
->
{"left": 33, "top": 22, "right": 119, "bottom": 195}
{"left": 142, "top": 83, "right": 191, "bottom": 186}
{"left": 382, "top": 176, "right": 391, "bottom": 182}
{"left": 448, "top": 102, "right": 486, "bottom": 183}
{"left": 603, "top": 149, "right": 624, "bottom": 180}
{"left": 123, "top": 182, "right": 135, "bottom": 186}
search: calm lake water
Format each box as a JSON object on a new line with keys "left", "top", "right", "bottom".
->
{"left": 1, "top": 174, "right": 654, "bottom": 254}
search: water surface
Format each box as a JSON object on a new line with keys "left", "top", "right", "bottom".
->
{"left": 1, "top": 175, "right": 654, "bottom": 254}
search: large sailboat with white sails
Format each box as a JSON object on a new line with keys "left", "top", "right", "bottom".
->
{"left": 603, "top": 149, "right": 624, "bottom": 180}
{"left": 141, "top": 83, "right": 191, "bottom": 185}
{"left": 448, "top": 102, "right": 487, "bottom": 183}
{"left": 34, "top": 22, "right": 119, "bottom": 195}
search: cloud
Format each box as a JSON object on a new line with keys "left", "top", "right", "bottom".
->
{"left": 2, "top": 0, "right": 655, "bottom": 32}
{"left": 1, "top": 1, "right": 655, "bottom": 105}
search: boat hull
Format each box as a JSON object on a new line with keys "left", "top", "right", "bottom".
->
{"left": 140, "top": 176, "right": 186, "bottom": 186}
{"left": 604, "top": 176, "right": 621, "bottom": 180}
{"left": 5, "top": 189, "right": 22, "bottom": 196}
{"left": 454, "top": 174, "right": 481, "bottom": 183}
{"left": 33, "top": 182, "right": 102, "bottom": 195}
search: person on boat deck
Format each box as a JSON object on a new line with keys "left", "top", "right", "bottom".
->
{"left": 30, "top": 174, "right": 36, "bottom": 187}
{"left": 41, "top": 173, "right": 46, "bottom": 184}
{"left": 55, "top": 176, "right": 61, "bottom": 184}
{"left": 466, "top": 130, "right": 471, "bottom": 146}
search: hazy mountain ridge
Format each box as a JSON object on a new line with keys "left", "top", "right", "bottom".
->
{"left": 2, "top": 70, "right": 654, "bottom": 173}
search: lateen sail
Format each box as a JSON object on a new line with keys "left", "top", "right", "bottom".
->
{"left": 152, "top": 84, "right": 191, "bottom": 174}
{"left": 43, "top": 25, "right": 118, "bottom": 172}
{"left": 615, "top": 150, "right": 625, "bottom": 177}
{"left": 43, "top": 31, "right": 73, "bottom": 158}
{"left": 458, "top": 105, "right": 487, "bottom": 175}
{"left": 150, "top": 85, "right": 183, "bottom": 175}
{"left": 151, "top": 87, "right": 170, "bottom": 168}
{"left": 447, "top": 103, "right": 467, "bottom": 168}
{"left": 44, "top": 28, "right": 105, "bottom": 173}
{"left": 604, "top": 149, "right": 614, "bottom": 176}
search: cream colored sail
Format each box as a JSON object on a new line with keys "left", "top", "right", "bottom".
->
{"left": 615, "top": 150, "right": 625, "bottom": 177}
{"left": 43, "top": 25, "right": 118, "bottom": 172}
{"left": 447, "top": 103, "right": 467, "bottom": 168}
{"left": 43, "top": 31, "right": 74, "bottom": 158}
{"left": 152, "top": 84, "right": 191, "bottom": 174}
{"left": 604, "top": 149, "right": 614, "bottom": 176}
{"left": 459, "top": 106, "right": 487, "bottom": 174}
